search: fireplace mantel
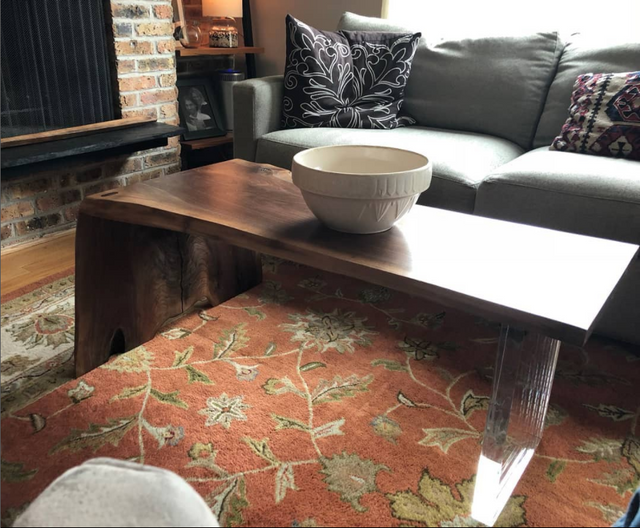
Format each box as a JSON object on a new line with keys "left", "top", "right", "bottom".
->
{"left": 2, "top": 123, "right": 183, "bottom": 177}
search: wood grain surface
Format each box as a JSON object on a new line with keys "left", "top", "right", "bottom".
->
{"left": 176, "top": 46, "right": 264, "bottom": 57}
{"left": 79, "top": 159, "right": 639, "bottom": 348}
{"left": 74, "top": 214, "right": 261, "bottom": 376}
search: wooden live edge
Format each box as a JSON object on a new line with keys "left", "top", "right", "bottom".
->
{"left": 181, "top": 133, "right": 233, "bottom": 151}
{"left": 1, "top": 117, "right": 157, "bottom": 149}
{"left": 176, "top": 46, "right": 264, "bottom": 57}
{"left": 78, "top": 159, "right": 639, "bottom": 355}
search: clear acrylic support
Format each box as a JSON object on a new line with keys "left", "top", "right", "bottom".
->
{"left": 472, "top": 325, "right": 561, "bottom": 526}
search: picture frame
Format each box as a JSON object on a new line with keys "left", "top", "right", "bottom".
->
{"left": 176, "top": 78, "right": 226, "bottom": 141}
{"left": 171, "top": 0, "right": 186, "bottom": 31}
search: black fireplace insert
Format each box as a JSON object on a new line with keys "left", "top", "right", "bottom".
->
{"left": 1, "top": 0, "right": 118, "bottom": 139}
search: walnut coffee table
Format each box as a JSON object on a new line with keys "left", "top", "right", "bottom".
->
{"left": 75, "top": 159, "right": 638, "bottom": 526}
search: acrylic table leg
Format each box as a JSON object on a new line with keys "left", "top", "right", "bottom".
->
{"left": 471, "top": 325, "right": 561, "bottom": 526}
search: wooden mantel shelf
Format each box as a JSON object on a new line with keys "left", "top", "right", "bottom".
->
{"left": 176, "top": 46, "right": 264, "bottom": 57}
{"left": 2, "top": 122, "right": 183, "bottom": 176}
{"left": 181, "top": 133, "right": 233, "bottom": 152}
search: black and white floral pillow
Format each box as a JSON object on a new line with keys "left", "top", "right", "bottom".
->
{"left": 282, "top": 15, "right": 421, "bottom": 130}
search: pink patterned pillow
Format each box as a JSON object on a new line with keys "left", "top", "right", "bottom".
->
{"left": 551, "top": 71, "right": 640, "bottom": 161}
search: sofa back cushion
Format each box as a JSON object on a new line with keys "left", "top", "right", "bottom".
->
{"left": 338, "top": 12, "right": 561, "bottom": 149}
{"left": 534, "top": 35, "right": 640, "bottom": 148}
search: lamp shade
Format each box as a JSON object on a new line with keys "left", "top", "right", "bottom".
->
{"left": 202, "top": 0, "right": 243, "bottom": 18}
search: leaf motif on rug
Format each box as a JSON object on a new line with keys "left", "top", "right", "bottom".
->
{"left": 243, "top": 307, "right": 267, "bottom": 320}
{"left": 387, "top": 470, "right": 527, "bottom": 527}
{"left": 263, "top": 377, "right": 306, "bottom": 399}
{"left": 585, "top": 502, "right": 627, "bottom": 524}
{"left": 371, "top": 359, "right": 408, "bottom": 372}
{"left": 460, "top": 390, "right": 489, "bottom": 418}
{"left": 186, "top": 442, "right": 228, "bottom": 477}
{"left": 206, "top": 477, "right": 249, "bottom": 527}
{"left": 272, "top": 414, "right": 310, "bottom": 432}
{"left": 29, "top": 413, "right": 47, "bottom": 433}
{"left": 49, "top": 416, "right": 137, "bottom": 455}
{"left": 275, "top": 463, "right": 298, "bottom": 504}
{"left": 172, "top": 346, "right": 194, "bottom": 367}
{"left": 162, "top": 328, "right": 192, "bottom": 340}
{"left": 622, "top": 436, "right": 640, "bottom": 478}
{"left": 584, "top": 404, "right": 635, "bottom": 422}
{"left": 544, "top": 404, "right": 568, "bottom": 428}
{"left": 102, "top": 346, "right": 153, "bottom": 373}
{"left": 576, "top": 437, "right": 624, "bottom": 462}
{"left": 213, "top": 324, "right": 250, "bottom": 359}
{"left": 67, "top": 380, "right": 95, "bottom": 404}
{"left": 418, "top": 428, "right": 479, "bottom": 454}
{"left": 242, "top": 437, "right": 279, "bottom": 465}
{"left": 1, "top": 460, "right": 37, "bottom": 482}
{"left": 185, "top": 365, "right": 213, "bottom": 385}
{"left": 313, "top": 418, "right": 346, "bottom": 440}
{"left": 310, "top": 374, "right": 374, "bottom": 405}
{"left": 150, "top": 389, "right": 189, "bottom": 409}
{"left": 319, "top": 452, "right": 389, "bottom": 513}
{"left": 300, "top": 361, "right": 327, "bottom": 372}
{"left": 546, "top": 460, "right": 566, "bottom": 483}
{"left": 591, "top": 469, "right": 638, "bottom": 495}
{"left": 0, "top": 355, "right": 40, "bottom": 377}
{"left": 110, "top": 384, "right": 149, "bottom": 403}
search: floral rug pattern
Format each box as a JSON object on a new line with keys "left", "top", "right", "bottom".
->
{"left": 1, "top": 272, "right": 76, "bottom": 416}
{"left": 1, "top": 259, "right": 639, "bottom": 527}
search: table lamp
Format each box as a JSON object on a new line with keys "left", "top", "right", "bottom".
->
{"left": 202, "top": 0, "right": 242, "bottom": 48}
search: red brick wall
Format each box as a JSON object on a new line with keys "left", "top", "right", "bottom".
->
{"left": 1, "top": 0, "right": 180, "bottom": 247}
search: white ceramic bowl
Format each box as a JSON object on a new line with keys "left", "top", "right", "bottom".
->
{"left": 292, "top": 145, "right": 432, "bottom": 234}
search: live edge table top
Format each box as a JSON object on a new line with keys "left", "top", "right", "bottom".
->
{"left": 81, "top": 159, "right": 639, "bottom": 346}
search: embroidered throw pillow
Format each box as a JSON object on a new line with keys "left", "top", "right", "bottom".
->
{"left": 282, "top": 15, "right": 421, "bottom": 130}
{"left": 551, "top": 71, "right": 640, "bottom": 161}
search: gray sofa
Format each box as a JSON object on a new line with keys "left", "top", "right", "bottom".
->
{"left": 233, "top": 12, "right": 640, "bottom": 345}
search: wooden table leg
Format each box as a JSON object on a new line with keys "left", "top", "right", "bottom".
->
{"left": 74, "top": 213, "right": 262, "bottom": 377}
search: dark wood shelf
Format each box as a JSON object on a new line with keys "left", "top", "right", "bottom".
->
{"left": 176, "top": 46, "right": 264, "bottom": 57}
{"left": 181, "top": 133, "right": 233, "bottom": 152}
{"left": 2, "top": 122, "right": 183, "bottom": 176}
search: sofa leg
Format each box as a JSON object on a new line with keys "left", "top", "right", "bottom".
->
{"left": 472, "top": 325, "right": 561, "bottom": 526}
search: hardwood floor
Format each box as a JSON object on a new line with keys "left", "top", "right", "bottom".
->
{"left": 1, "top": 230, "right": 76, "bottom": 297}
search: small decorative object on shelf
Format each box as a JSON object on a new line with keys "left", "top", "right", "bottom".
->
{"left": 179, "top": 22, "right": 202, "bottom": 48}
{"left": 203, "top": 0, "right": 242, "bottom": 48}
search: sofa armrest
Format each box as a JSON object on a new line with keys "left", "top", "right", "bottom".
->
{"left": 233, "top": 76, "right": 284, "bottom": 162}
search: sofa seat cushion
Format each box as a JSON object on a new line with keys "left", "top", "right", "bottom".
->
{"left": 476, "top": 147, "right": 640, "bottom": 344}
{"left": 475, "top": 147, "right": 640, "bottom": 245}
{"left": 256, "top": 126, "right": 524, "bottom": 213}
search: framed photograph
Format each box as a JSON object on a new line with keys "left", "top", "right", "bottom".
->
{"left": 176, "top": 78, "right": 226, "bottom": 141}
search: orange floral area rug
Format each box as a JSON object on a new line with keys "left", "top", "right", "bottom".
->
{"left": 2, "top": 258, "right": 640, "bottom": 527}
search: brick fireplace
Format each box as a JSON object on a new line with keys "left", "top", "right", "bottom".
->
{"left": 1, "top": 0, "right": 181, "bottom": 247}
